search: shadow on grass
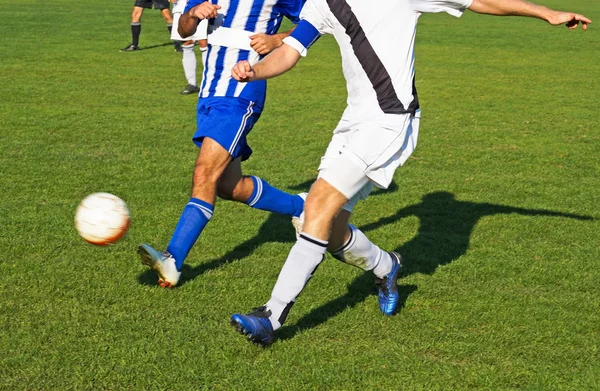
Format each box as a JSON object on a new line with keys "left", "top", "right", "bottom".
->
{"left": 277, "top": 191, "right": 593, "bottom": 341}
{"left": 139, "top": 42, "right": 173, "bottom": 51}
{"left": 137, "top": 188, "right": 593, "bottom": 340}
{"left": 137, "top": 179, "right": 394, "bottom": 287}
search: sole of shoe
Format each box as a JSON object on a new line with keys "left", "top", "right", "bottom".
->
{"left": 230, "top": 318, "right": 272, "bottom": 347}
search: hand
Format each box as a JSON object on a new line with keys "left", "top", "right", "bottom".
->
{"left": 249, "top": 33, "right": 282, "bottom": 55}
{"left": 189, "top": 2, "right": 221, "bottom": 20}
{"left": 547, "top": 11, "right": 591, "bottom": 30}
{"left": 231, "top": 60, "right": 255, "bottom": 82}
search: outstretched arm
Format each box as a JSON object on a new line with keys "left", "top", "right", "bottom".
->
{"left": 468, "top": 0, "right": 591, "bottom": 30}
{"left": 231, "top": 43, "right": 302, "bottom": 82}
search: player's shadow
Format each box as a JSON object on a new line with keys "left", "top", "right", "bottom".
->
{"left": 137, "top": 42, "right": 173, "bottom": 51}
{"left": 276, "top": 191, "right": 593, "bottom": 341}
{"left": 137, "top": 179, "right": 398, "bottom": 286}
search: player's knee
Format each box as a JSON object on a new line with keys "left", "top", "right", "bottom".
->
{"left": 193, "top": 164, "right": 221, "bottom": 186}
{"left": 131, "top": 7, "right": 143, "bottom": 22}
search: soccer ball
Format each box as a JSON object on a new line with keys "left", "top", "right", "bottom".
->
{"left": 74, "top": 193, "right": 130, "bottom": 246}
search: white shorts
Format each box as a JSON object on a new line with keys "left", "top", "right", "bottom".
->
{"left": 171, "top": 13, "right": 208, "bottom": 41}
{"left": 318, "top": 111, "right": 420, "bottom": 211}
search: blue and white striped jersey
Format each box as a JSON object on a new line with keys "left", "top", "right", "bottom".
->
{"left": 185, "top": 0, "right": 303, "bottom": 105}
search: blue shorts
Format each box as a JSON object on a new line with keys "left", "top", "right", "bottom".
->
{"left": 193, "top": 97, "right": 263, "bottom": 161}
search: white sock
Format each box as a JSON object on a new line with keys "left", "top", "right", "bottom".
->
{"left": 199, "top": 46, "right": 208, "bottom": 68}
{"left": 267, "top": 233, "right": 327, "bottom": 330}
{"left": 330, "top": 224, "right": 393, "bottom": 278}
{"left": 182, "top": 44, "right": 197, "bottom": 86}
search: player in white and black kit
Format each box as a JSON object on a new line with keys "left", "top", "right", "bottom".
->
{"left": 171, "top": 0, "right": 209, "bottom": 94}
{"left": 229, "top": 0, "right": 590, "bottom": 345}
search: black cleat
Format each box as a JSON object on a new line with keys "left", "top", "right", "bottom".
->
{"left": 173, "top": 41, "right": 183, "bottom": 52}
{"left": 180, "top": 84, "right": 200, "bottom": 95}
{"left": 120, "top": 43, "right": 140, "bottom": 52}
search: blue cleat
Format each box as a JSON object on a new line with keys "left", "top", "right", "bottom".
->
{"left": 376, "top": 252, "right": 403, "bottom": 316}
{"left": 230, "top": 306, "right": 275, "bottom": 346}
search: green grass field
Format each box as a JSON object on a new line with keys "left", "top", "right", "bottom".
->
{"left": 1, "top": 0, "right": 599, "bottom": 389}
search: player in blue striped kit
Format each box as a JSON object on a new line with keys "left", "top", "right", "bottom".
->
{"left": 138, "top": 0, "right": 305, "bottom": 288}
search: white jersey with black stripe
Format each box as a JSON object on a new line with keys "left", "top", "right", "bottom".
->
{"left": 284, "top": 0, "right": 471, "bottom": 125}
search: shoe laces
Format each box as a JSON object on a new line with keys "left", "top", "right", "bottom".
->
{"left": 249, "top": 306, "right": 272, "bottom": 318}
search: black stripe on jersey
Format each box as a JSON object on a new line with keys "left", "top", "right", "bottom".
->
{"left": 326, "top": 0, "right": 419, "bottom": 115}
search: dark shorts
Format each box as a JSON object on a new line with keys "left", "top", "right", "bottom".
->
{"left": 134, "top": 0, "right": 170, "bottom": 10}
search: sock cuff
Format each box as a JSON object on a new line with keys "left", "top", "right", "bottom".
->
{"left": 131, "top": 22, "right": 141, "bottom": 26}
{"left": 188, "top": 198, "right": 214, "bottom": 219}
{"left": 199, "top": 47, "right": 208, "bottom": 52}
{"left": 182, "top": 43, "right": 195, "bottom": 49}
{"left": 245, "top": 176, "right": 263, "bottom": 206}
{"left": 167, "top": 23, "right": 173, "bottom": 27}
{"left": 330, "top": 224, "right": 356, "bottom": 254}
{"left": 298, "top": 233, "right": 328, "bottom": 253}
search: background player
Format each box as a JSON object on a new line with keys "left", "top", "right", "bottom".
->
{"left": 137, "top": 0, "right": 307, "bottom": 288}
{"left": 121, "top": 0, "right": 180, "bottom": 52}
{"left": 229, "top": 0, "right": 590, "bottom": 346}
{"left": 171, "top": 0, "right": 209, "bottom": 94}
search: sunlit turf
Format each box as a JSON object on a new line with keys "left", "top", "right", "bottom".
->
{"left": 1, "top": 0, "right": 599, "bottom": 389}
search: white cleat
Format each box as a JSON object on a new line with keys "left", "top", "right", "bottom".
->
{"left": 292, "top": 192, "right": 307, "bottom": 239}
{"left": 137, "top": 244, "right": 181, "bottom": 288}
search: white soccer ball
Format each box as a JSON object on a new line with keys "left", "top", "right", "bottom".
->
{"left": 74, "top": 193, "right": 130, "bottom": 246}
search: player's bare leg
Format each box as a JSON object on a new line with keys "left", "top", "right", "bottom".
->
{"left": 231, "top": 178, "right": 347, "bottom": 345}
{"left": 189, "top": 138, "right": 233, "bottom": 205}
{"left": 121, "top": 6, "right": 144, "bottom": 51}
{"left": 138, "top": 138, "right": 232, "bottom": 288}
{"left": 217, "top": 156, "right": 304, "bottom": 216}
{"left": 160, "top": 7, "right": 173, "bottom": 25}
{"left": 232, "top": 157, "right": 403, "bottom": 344}
{"left": 216, "top": 158, "right": 254, "bottom": 202}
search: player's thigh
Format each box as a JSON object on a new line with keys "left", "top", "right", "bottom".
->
{"left": 317, "top": 124, "right": 371, "bottom": 203}
{"left": 160, "top": 8, "right": 173, "bottom": 23}
{"left": 194, "top": 137, "right": 233, "bottom": 184}
{"left": 193, "top": 97, "right": 262, "bottom": 163}
{"left": 131, "top": 5, "right": 145, "bottom": 21}
{"left": 342, "top": 113, "right": 419, "bottom": 189}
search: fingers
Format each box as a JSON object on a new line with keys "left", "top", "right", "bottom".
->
{"left": 191, "top": 3, "right": 221, "bottom": 19}
{"left": 560, "top": 12, "right": 592, "bottom": 30}
{"left": 231, "top": 61, "right": 254, "bottom": 82}
{"left": 573, "top": 14, "right": 591, "bottom": 31}
{"left": 250, "top": 41, "right": 268, "bottom": 55}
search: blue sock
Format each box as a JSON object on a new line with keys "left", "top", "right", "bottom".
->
{"left": 245, "top": 176, "right": 304, "bottom": 217}
{"left": 167, "top": 198, "right": 214, "bottom": 270}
